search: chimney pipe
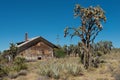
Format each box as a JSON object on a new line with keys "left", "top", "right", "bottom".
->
{"left": 25, "top": 33, "right": 28, "bottom": 41}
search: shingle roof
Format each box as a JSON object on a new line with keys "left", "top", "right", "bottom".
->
{"left": 17, "top": 36, "right": 58, "bottom": 53}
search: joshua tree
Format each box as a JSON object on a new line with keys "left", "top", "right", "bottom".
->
{"left": 9, "top": 43, "right": 18, "bottom": 61}
{"left": 64, "top": 4, "right": 106, "bottom": 69}
{"left": 96, "top": 41, "right": 113, "bottom": 54}
{"left": 62, "top": 45, "right": 68, "bottom": 55}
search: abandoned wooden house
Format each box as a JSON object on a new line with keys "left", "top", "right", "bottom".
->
{"left": 17, "top": 33, "right": 58, "bottom": 60}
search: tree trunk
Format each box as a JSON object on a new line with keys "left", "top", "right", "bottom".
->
{"left": 82, "top": 42, "right": 91, "bottom": 69}
{"left": 83, "top": 51, "right": 86, "bottom": 68}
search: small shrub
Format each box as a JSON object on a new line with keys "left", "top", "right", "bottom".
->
{"left": 38, "top": 57, "right": 84, "bottom": 79}
{"left": 0, "top": 55, "right": 9, "bottom": 64}
{"left": 13, "top": 57, "right": 26, "bottom": 65}
{"left": 39, "top": 63, "right": 60, "bottom": 79}
{"left": 50, "top": 64, "right": 60, "bottom": 79}
{"left": 54, "top": 49, "right": 66, "bottom": 58}
{"left": 96, "top": 51, "right": 103, "bottom": 57}
{"left": 0, "top": 65, "right": 9, "bottom": 77}
{"left": 39, "top": 64, "right": 51, "bottom": 77}
{"left": 92, "top": 57, "right": 100, "bottom": 68}
{"left": 13, "top": 57, "right": 27, "bottom": 72}
{"left": 66, "top": 63, "right": 83, "bottom": 76}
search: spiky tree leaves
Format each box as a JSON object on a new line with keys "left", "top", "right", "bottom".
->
{"left": 64, "top": 5, "right": 106, "bottom": 69}
{"left": 96, "top": 41, "right": 113, "bottom": 54}
{"left": 9, "top": 43, "right": 18, "bottom": 61}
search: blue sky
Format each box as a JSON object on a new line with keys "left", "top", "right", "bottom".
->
{"left": 0, "top": 0, "right": 120, "bottom": 51}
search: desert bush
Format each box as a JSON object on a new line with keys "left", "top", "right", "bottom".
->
{"left": 0, "top": 65, "right": 8, "bottom": 77}
{"left": 91, "top": 56, "right": 100, "bottom": 68}
{"left": 13, "top": 57, "right": 27, "bottom": 72}
{"left": 66, "top": 63, "right": 83, "bottom": 76}
{"left": 0, "top": 57, "right": 27, "bottom": 79}
{"left": 39, "top": 64, "right": 51, "bottom": 77}
{"left": 7, "top": 57, "right": 28, "bottom": 79}
{"left": 39, "top": 63, "right": 60, "bottom": 79}
{"left": 0, "top": 65, "right": 6, "bottom": 76}
{"left": 54, "top": 49, "right": 66, "bottom": 58}
{"left": 38, "top": 58, "right": 84, "bottom": 79}
{"left": 96, "top": 51, "right": 103, "bottom": 57}
{"left": 50, "top": 64, "right": 60, "bottom": 79}
{"left": 0, "top": 56, "right": 8, "bottom": 64}
{"left": 14, "top": 57, "right": 26, "bottom": 65}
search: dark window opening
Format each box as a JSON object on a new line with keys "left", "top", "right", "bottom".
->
{"left": 38, "top": 56, "right": 42, "bottom": 60}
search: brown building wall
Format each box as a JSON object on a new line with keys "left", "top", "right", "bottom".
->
{"left": 18, "top": 41, "right": 54, "bottom": 60}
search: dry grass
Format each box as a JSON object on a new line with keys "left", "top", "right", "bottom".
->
{"left": 3, "top": 52, "right": 120, "bottom": 80}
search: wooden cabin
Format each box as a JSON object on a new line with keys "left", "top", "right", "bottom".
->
{"left": 17, "top": 33, "right": 58, "bottom": 60}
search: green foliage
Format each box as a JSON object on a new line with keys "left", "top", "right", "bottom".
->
{"left": 61, "top": 44, "right": 81, "bottom": 57}
{"left": 62, "top": 45, "right": 68, "bottom": 53}
{"left": 0, "top": 43, "right": 18, "bottom": 63}
{"left": 0, "top": 65, "right": 8, "bottom": 77}
{"left": 0, "top": 57, "right": 27, "bottom": 79}
{"left": 9, "top": 43, "right": 18, "bottom": 60}
{"left": 96, "top": 51, "right": 103, "bottom": 57}
{"left": 0, "top": 45, "right": 27, "bottom": 79}
{"left": 13, "top": 57, "right": 27, "bottom": 72}
{"left": 0, "top": 55, "right": 8, "bottom": 64}
{"left": 54, "top": 49, "right": 66, "bottom": 58}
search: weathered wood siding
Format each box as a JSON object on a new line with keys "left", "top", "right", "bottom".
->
{"left": 18, "top": 41, "right": 54, "bottom": 60}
